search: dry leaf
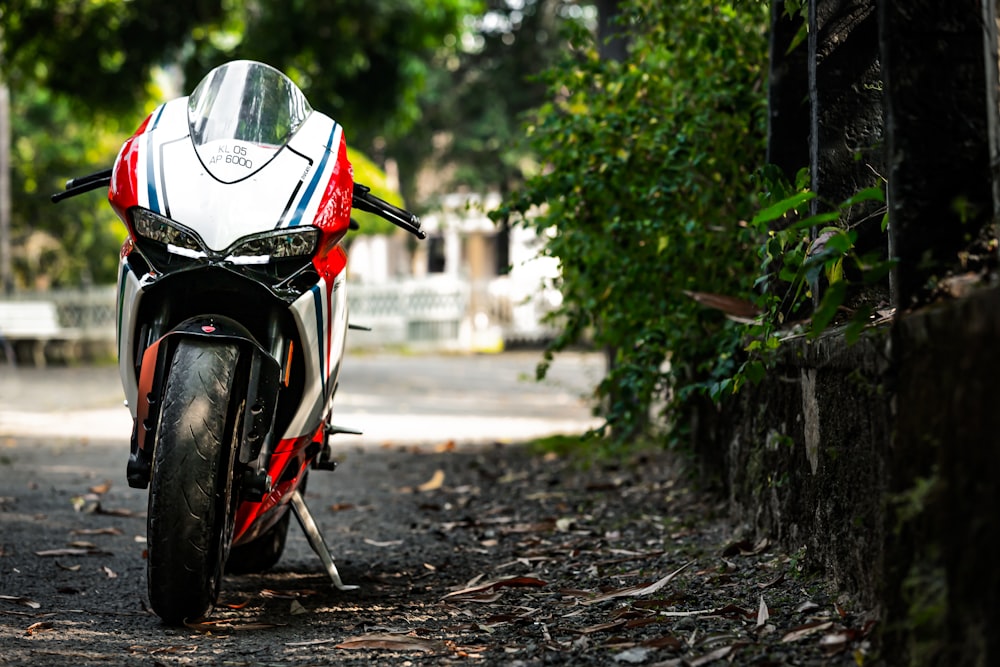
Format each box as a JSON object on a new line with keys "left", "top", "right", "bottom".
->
{"left": 102, "top": 566, "right": 117, "bottom": 579}
{"left": 721, "top": 537, "right": 770, "bottom": 557}
{"left": 443, "top": 575, "right": 547, "bottom": 600}
{"left": 575, "top": 619, "right": 627, "bottom": 635}
{"left": 417, "top": 469, "right": 445, "bottom": 492}
{"left": 35, "top": 547, "right": 108, "bottom": 557}
{"left": 364, "top": 538, "right": 403, "bottom": 548}
{"left": 335, "top": 633, "right": 444, "bottom": 653}
{"left": 88, "top": 481, "right": 112, "bottom": 495}
{"left": 289, "top": 600, "right": 308, "bottom": 615}
{"left": 70, "top": 527, "right": 123, "bottom": 536}
{"left": 641, "top": 635, "right": 683, "bottom": 649}
{"left": 25, "top": 621, "right": 54, "bottom": 636}
{"left": 683, "top": 290, "right": 761, "bottom": 321}
{"left": 183, "top": 619, "right": 227, "bottom": 633}
{"left": 68, "top": 541, "right": 98, "bottom": 549}
{"left": 756, "top": 595, "right": 769, "bottom": 629}
{"left": 260, "top": 588, "right": 319, "bottom": 599}
{"left": 583, "top": 561, "right": 692, "bottom": 605}
{"left": 0, "top": 594, "right": 41, "bottom": 609}
{"left": 93, "top": 504, "right": 136, "bottom": 517}
{"left": 781, "top": 620, "right": 834, "bottom": 643}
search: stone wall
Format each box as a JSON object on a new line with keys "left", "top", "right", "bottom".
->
{"left": 701, "top": 285, "right": 1000, "bottom": 665}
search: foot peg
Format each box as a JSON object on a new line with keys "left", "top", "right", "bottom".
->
{"left": 313, "top": 424, "right": 362, "bottom": 470}
{"left": 326, "top": 424, "right": 362, "bottom": 436}
{"left": 290, "top": 490, "right": 359, "bottom": 591}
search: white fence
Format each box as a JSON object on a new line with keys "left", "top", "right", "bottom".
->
{"left": 0, "top": 277, "right": 557, "bottom": 363}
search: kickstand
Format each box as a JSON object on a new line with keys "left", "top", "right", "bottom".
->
{"left": 290, "top": 489, "right": 359, "bottom": 591}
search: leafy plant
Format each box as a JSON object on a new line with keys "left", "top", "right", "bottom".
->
{"left": 724, "top": 173, "right": 892, "bottom": 398}
{"left": 494, "top": 0, "right": 770, "bottom": 444}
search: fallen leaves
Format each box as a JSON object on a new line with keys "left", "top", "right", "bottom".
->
{"left": 781, "top": 620, "right": 836, "bottom": 643}
{"left": 334, "top": 633, "right": 445, "bottom": 653}
{"left": 0, "top": 594, "right": 41, "bottom": 609}
{"left": 581, "top": 561, "right": 692, "bottom": 605}
{"left": 0, "top": 440, "right": 878, "bottom": 665}
{"left": 418, "top": 469, "right": 446, "bottom": 492}
{"left": 34, "top": 547, "right": 110, "bottom": 557}
{"left": 443, "top": 575, "right": 547, "bottom": 602}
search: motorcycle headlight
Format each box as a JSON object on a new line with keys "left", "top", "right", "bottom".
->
{"left": 226, "top": 228, "right": 319, "bottom": 264}
{"left": 132, "top": 208, "right": 205, "bottom": 257}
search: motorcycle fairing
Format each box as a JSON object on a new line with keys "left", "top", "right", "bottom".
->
{"left": 111, "top": 64, "right": 355, "bottom": 439}
{"left": 284, "top": 272, "right": 349, "bottom": 440}
{"left": 110, "top": 101, "right": 348, "bottom": 254}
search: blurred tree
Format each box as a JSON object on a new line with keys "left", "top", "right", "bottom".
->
{"left": 8, "top": 82, "right": 127, "bottom": 287}
{"left": 495, "top": 0, "right": 769, "bottom": 442}
{"left": 183, "top": 0, "right": 480, "bottom": 151}
{"left": 0, "top": 0, "right": 479, "bottom": 285}
{"left": 392, "top": 0, "right": 593, "bottom": 208}
{"left": 1, "top": 1, "right": 225, "bottom": 113}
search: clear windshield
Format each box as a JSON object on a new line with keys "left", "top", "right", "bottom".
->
{"left": 187, "top": 61, "right": 311, "bottom": 180}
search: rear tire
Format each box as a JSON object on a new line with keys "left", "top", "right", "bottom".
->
{"left": 227, "top": 471, "right": 306, "bottom": 574}
{"left": 146, "top": 340, "right": 242, "bottom": 625}
{"left": 226, "top": 511, "right": 291, "bottom": 574}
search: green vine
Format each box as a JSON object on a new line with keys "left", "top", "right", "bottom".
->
{"left": 714, "top": 171, "right": 894, "bottom": 400}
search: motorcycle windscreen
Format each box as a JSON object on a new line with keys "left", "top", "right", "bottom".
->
{"left": 187, "top": 60, "right": 312, "bottom": 183}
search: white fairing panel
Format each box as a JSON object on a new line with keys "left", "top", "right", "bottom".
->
{"left": 134, "top": 99, "right": 342, "bottom": 250}
{"left": 285, "top": 274, "right": 348, "bottom": 440}
{"left": 117, "top": 261, "right": 145, "bottom": 419}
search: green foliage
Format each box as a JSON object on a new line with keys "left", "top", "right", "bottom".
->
{"left": 393, "top": 0, "right": 583, "bottom": 205}
{"left": 2, "top": 0, "right": 479, "bottom": 148}
{"left": 1, "top": 0, "right": 226, "bottom": 113}
{"left": 183, "top": 0, "right": 481, "bottom": 148}
{"left": 347, "top": 147, "right": 406, "bottom": 236}
{"left": 9, "top": 83, "right": 126, "bottom": 287}
{"left": 495, "top": 0, "right": 769, "bottom": 442}
{"left": 725, "top": 170, "right": 893, "bottom": 398}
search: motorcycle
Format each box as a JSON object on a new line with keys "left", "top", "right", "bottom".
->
{"left": 52, "top": 60, "right": 425, "bottom": 624}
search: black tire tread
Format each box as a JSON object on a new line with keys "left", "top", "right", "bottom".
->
{"left": 147, "top": 340, "right": 240, "bottom": 624}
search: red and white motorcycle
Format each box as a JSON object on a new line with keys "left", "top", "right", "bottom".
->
{"left": 53, "top": 60, "right": 425, "bottom": 624}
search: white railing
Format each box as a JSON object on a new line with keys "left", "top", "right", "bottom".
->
{"left": 0, "top": 276, "right": 558, "bottom": 361}
{"left": 1, "top": 286, "right": 118, "bottom": 340}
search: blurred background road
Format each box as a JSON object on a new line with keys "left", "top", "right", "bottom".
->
{"left": 0, "top": 350, "right": 604, "bottom": 447}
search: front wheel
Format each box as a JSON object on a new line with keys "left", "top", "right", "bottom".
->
{"left": 146, "top": 340, "right": 243, "bottom": 624}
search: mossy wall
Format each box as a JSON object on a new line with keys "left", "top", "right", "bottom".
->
{"left": 700, "top": 286, "right": 1000, "bottom": 666}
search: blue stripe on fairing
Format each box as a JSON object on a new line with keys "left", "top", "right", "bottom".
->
{"left": 116, "top": 264, "right": 129, "bottom": 349}
{"left": 311, "top": 285, "right": 326, "bottom": 396}
{"left": 287, "top": 123, "right": 338, "bottom": 227}
{"left": 145, "top": 105, "right": 166, "bottom": 213}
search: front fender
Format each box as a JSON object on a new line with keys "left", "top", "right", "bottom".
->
{"left": 127, "top": 316, "right": 282, "bottom": 489}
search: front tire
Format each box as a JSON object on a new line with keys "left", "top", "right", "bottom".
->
{"left": 147, "top": 340, "right": 243, "bottom": 625}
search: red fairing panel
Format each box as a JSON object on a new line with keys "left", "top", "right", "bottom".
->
{"left": 108, "top": 112, "right": 153, "bottom": 225}
{"left": 310, "top": 134, "right": 354, "bottom": 282}
{"left": 231, "top": 434, "right": 312, "bottom": 544}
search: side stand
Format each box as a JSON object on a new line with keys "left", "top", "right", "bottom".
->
{"left": 290, "top": 489, "right": 359, "bottom": 591}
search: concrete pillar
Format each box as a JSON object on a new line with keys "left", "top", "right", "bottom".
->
{"left": 809, "top": 0, "right": 884, "bottom": 248}
{"left": 879, "top": 0, "right": 995, "bottom": 308}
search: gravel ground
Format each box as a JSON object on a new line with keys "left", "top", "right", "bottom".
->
{"left": 0, "top": 435, "right": 879, "bottom": 666}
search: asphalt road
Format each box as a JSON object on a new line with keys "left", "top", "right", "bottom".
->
{"left": 0, "top": 350, "right": 605, "bottom": 446}
{"left": 0, "top": 349, "right": 605, "bottom": 664}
